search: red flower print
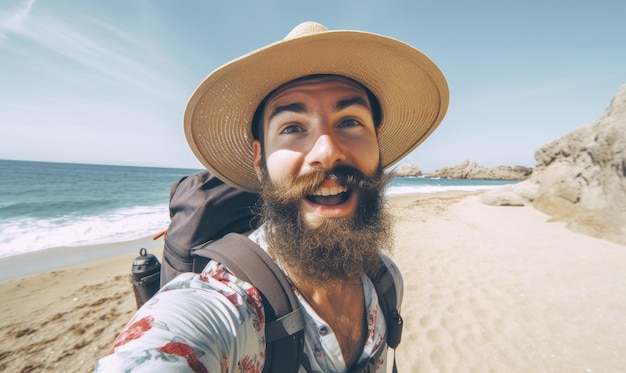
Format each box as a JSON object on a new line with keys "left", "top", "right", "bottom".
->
{"left": 238, "top": 355, "right": 261, "bottom": 373}
{"left": 158, "top": 342, "right": 208, "bottom": 373}
{"left": 215, "top": 267, "right": 226, "bottom": 277}
{"left": 367, "top": 307, "right": 378, "bottom": 340}
{"left": 110, "top": 315, "right": 154, "bottom": 352}
{"left": 246, "top": 287, "right": 265, "bottom": 328}
{"left": 198, "top": 272, "right": 211, "bottom": 283}
{"left": 199, "top": 266, "right": 225, "bottom": 283}
{"left": 223, "top": 291, "right": 242, "bottom": 307}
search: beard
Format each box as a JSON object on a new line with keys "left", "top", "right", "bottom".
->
{"left": 259, "top": 163, "right": 394, "bottom": 287}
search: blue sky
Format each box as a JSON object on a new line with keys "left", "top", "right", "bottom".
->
{"left": 1, "top": 0, "right": 625, "bottom": 172}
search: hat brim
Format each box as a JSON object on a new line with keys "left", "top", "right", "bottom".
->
{"left": 185, "top": 29, "right": 449, "bottom": 192}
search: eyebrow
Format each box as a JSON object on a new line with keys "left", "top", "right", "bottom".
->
{"left": 268, "top": 102, "right": 307, "bottom": 121}
{"left": 268, "top": 95, "right": 370, "bottom": 122}
{"left": 335, "top": 96, "right": 370, "bottom": 112}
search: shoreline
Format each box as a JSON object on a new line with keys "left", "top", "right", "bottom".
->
{"left": 0, "top": 182, "right": 511, "bottom": 268}
{"left": 0, "top": 235, "right": 162, "bottom": 282}
{"left": 0, "top": 191, "right": 471, "bottom": 283}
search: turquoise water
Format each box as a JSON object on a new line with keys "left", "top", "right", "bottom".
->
{"left": 0, "top": 159, "right": 516, "bottom": 257}
{"left": 0, "top": 160, "right": 198, "bottom": 257}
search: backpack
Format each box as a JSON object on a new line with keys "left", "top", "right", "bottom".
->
{"left": 158, "top": 170, "right": 402, "bottom": 372}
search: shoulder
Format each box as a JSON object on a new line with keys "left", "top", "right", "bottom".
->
{"left": 97, "top": 266, "right": 266, "bottom": 372}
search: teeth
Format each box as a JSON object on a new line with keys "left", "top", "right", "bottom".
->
{"left": 313, "top": 186, "right": 347, "bottom": 196}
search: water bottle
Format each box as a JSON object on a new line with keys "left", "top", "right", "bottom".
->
{"left": 132, "top": 248, "right": 161, "bottom": 309}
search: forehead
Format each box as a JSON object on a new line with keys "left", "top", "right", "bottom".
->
{"left": 265, "top": 75, "right": 370, "bottom": 106}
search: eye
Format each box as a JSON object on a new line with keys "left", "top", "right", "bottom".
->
{"left": 280, "top": 124, "right": 304, "bottom": 134}
{"left": 337, "top": 118, "right": 362, "bottom": 128}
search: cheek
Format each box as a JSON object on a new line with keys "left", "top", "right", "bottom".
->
{"left": 264, "top": 149, "right": 304, "bottom": 182}
{"left": 354, "top": 138, "right": 381, "bottom": 175}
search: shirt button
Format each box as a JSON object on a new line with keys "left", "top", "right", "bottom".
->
{"left": 319, "top": 326, "right": 329, "bottom": 335}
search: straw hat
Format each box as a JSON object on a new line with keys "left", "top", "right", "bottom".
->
{"left": 184, "top": 22, "right": 449, "bottom": 192}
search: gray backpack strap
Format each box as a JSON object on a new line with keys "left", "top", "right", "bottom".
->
{"left": 194, "top": 233, "right": 306, "bottom": 373}
{"left": 370, "top": 263, "right": 403, "bottom": 348}
{"left": 369, "top": 264, "right": 403, "bottom": 373}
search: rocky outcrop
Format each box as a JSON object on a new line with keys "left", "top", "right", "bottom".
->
{"left": 393, "top": 164, "right": 422, "bottom": 177}
{"left": 482, "top": 181, "right": 539, "bottom": 207}
{"left": 484, "top": 84, "right": 626, "bottom": 245}
{"left": 426, "top": 160, "right": 533, "bottom": 180}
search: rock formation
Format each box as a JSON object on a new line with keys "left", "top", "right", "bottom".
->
{"left": 393, "top": 164, "right": 422, "bottom": 177}
{"left": 484, "top": 84, "right": 626, "bottom": 245}
{"left": 426, "top": 160, "right": 533, "bottom": 180}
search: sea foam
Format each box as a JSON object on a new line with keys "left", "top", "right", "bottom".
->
{"left": 0, "top": 205, "right": 169, "bottom": 258}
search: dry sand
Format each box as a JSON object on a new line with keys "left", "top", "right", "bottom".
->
{"left": 0, "top": 238, "right": 161, "bottom": 373}
{"left": 390, "top": 193, "right": 626, "bottom": 372}
{"left": 1, "top": 192, "right": 625, "bottom": 372}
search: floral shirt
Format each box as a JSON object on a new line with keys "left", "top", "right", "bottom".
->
{"left": 96, "top": 229, "right": 403, "bottom": 372}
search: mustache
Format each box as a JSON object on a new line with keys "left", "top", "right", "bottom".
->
{"left": 261, "top": 164, "right": 391, "bottom": 204}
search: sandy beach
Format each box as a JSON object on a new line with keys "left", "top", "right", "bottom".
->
{"left": 1, "top": 191, "right": 625, "bottom": 372}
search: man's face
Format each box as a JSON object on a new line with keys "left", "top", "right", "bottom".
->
{"left": 252, "top": 76, "right": 392, "bottom": 284}
{"left": 253, "top": 76, "right": 381, "bottom": 227}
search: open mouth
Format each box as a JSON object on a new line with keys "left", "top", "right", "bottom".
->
{"left": 306, "top": 185, "right": 351, "bottom": 206}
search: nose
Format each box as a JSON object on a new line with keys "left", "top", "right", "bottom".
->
{"left": 305, "top": 133, "right": 346, "bottom": 170}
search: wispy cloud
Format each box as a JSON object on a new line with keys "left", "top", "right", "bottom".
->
{"left": 2, "top": 2, "right": 190, "bottom": 103}
{"left": 0, "top": 0, "right": 35, "bottom": 37}
{"left": 34, "top": 15, "right": 178, "bottom": 97}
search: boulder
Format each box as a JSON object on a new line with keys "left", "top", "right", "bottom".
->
{"left": 482, "top": 188, "right": 526, "bottom": 206}
{"left": 481, "top": 180, "right": 539, "bottom": 206}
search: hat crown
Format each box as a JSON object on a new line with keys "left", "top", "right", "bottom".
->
{"left": 285, "top": 22, "right": 328, "bottom": 39}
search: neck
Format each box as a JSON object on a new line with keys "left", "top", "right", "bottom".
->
{"left": 286, "top": 264, "right": 367, "bottom": 368}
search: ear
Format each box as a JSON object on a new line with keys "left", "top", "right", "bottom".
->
{"left": 252, "top": 140, "right": 263, "bottom": 180}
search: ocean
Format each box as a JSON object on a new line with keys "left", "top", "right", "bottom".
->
{"left": 0, "top": 159, "right": 516, "bottom": 258}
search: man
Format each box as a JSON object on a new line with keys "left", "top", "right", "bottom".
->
{"left": 97, "top": 22, "right": 448, "bottom": 372}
